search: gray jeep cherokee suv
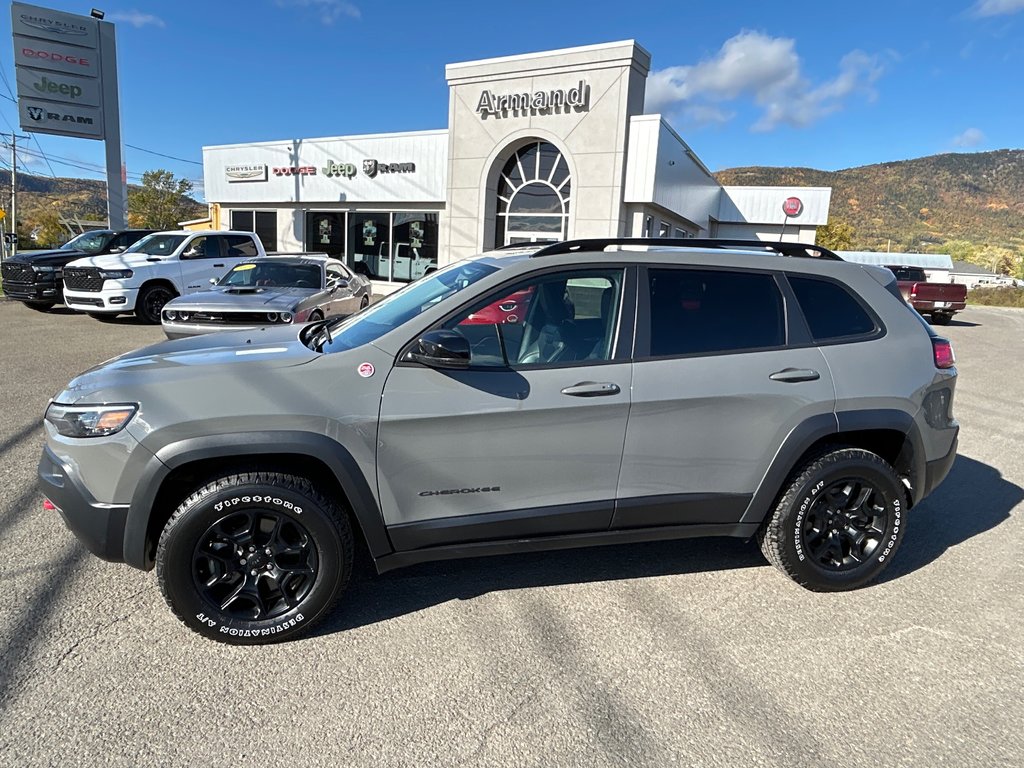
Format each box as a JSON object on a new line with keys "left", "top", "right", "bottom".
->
{"left": 39, "top": 238, "right": 959, "bottom": 644}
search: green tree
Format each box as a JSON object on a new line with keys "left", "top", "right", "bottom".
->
{"left": 128, "top": 169, "right": 197, "bottom": 230}
{"left": 816, "top": 219, "right": 855, "bottom": 251}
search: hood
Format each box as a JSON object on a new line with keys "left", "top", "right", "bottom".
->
{"left": 8, "top": 248, "right": 87, "bottom": 266}
{"left": 165, "top": 286, "right": 319, "bottom": 312}
{"left": 55, "top": 324, "right": 319, "bottom": 405}
{"left": 66, "top": 252, "right": 170, "bottom": 270}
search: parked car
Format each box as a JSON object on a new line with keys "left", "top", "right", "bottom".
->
{"left": 39, "top": 237, "right": 958, "bottom": 644}
{"left": 886, "top": 265, "right": 967, "bottom": 325}
{"left": 62, "top": 230, "right": 269, "bottom": 324}
{"left": 0, "top": 229, "right": 155, "bottom": 311}
{"left": 161, "top": 256, "right": 371, "bottom": 339}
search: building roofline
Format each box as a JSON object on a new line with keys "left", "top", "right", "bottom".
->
{"left": 445, "top": 40, "right": 649, "bottom": 72}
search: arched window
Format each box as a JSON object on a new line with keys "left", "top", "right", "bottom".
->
{"left": 495, "top": 141, "right": 570, "bottom": 246}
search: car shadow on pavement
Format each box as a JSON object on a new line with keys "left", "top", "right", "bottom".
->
{"left": 313, "top": 453, "right": 1020, "bottom": 636}
{"left": 945, "top": 318, "right": 981, "bottom": 327}
{"left": 880, "top": 453, "right": 1020, "bottom": 582}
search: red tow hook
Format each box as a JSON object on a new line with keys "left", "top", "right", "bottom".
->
{"left": 43, "top": 498, "right": 60, "bottom": 513}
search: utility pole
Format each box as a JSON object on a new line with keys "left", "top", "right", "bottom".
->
{"left": 3, "top": 132, "right": 30, "bottom": 261}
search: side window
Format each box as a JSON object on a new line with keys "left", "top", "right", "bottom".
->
{"left": 789, "top": 276, "right": 876, "bottom": 341}
{"left": 326, "top": 267, "right": 346, "bottom": 287}
{"left": 225, "top": 235, "right": 259, "bottom": 258}
{"left": 648, "top": 269, "right": 785, "bottom": 357}
{"left": 445, "top": 270, "right": 624, "bottom": 368}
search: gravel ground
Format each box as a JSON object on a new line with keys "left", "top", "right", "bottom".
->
{"left": 0, "top": 301, "right": 1021, "bottom": 767}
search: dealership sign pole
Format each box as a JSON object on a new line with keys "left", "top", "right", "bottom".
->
{"left": 10, "top": 2, "right": 127, "bottom": 229}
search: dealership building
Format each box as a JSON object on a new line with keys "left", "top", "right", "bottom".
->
{"left": 202, "top": 41, "right": 832, "bottom": 285}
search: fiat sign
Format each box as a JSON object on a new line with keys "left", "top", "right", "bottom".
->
{"left": 782, "top": 197, "right": 803, "bottom": 217}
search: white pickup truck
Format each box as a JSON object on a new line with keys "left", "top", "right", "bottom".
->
{"left": 62, "top": 231, "right": 269, "bottom": 324}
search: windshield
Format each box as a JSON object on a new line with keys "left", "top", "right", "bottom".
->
{"left": 219, "top": 261, "right": 323, "bottom": 288}
{"left": 61, "top": 231, "right": 112, "bottom": 254}
{"left": 124, "top": 233, "right": 188, "bottom": 256}
{"left": 314, "top": 259, "right": 499, "bottom": 353}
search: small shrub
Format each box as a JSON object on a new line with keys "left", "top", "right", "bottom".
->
{"left": 967, "top": 286, "right": 1024, "bottom": 308}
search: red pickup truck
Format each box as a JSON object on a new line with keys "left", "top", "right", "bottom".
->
{"left": 886, "top": 265, "right": 967, "bottom": 325}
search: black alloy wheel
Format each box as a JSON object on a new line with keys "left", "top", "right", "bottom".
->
{"left": 758, "top": 447, "right": 906, "bottom": 591}
{"left": 193, "top": 509, "right": 318, "bottom": 622}
{"left": 799, "top": 479, "right": 887, "bottom": 571}
{"left": 157, "top": 471, "right": 353, "bottom": 644}
{"left": 137, "top": 284, "right": 176, "bottom": 324}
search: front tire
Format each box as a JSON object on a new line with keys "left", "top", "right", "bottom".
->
{"left": 758, "top": 448, "right": 906, "bottom": 591}
{"left": 24, "top": 300, "right": 56, "bottom": 312}
{"left": 157, "top": 472, "right": 353, "bottom": 644}
{"left": 136, "top": 284, "right": 177, "bottom": 324}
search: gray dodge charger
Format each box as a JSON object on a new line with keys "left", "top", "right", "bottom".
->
{"left": 161, "top": 256, "right": 372, "bottom": 338}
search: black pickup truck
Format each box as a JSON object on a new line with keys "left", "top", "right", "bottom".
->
{"left": 1, "top": 229, "right": 155, "bottom": 311}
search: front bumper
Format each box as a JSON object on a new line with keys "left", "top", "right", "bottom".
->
{"left": 1, "top": 279, "right": 61, "bottom": 302}
{"left": 38, "top": 444, "right": 128, "bottom": 562}
{"left": 63, "top": 286, "right": 138, "bottom": 313}
{"left": 162, "top": 320, "right": 290, "bottom": 339}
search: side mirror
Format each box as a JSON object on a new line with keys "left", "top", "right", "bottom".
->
{"left": 406, "top": 329, "right": 471, "bottom": 369}
{"left": 209, "top": 278, "right": 218, "bottom": 285}
{"left": 109, "top": 245, "right": 126, "bottom": 254}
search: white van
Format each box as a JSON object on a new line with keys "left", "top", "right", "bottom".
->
{"left": 62, "top": 231, "right": 267, "bottom": 324}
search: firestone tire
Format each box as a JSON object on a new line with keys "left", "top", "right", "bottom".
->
{"left": 24, "top": 301, "right": 56, "bottom": 312}
{"left": 156, "top": 472, "right": 353, "bottom": 645}
{"left": 757, "top": 448, "right": 907, "bottom": 592}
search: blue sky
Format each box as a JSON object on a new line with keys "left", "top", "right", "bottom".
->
{"left": 2, "top": 0, "right": 1023, "bottom": 200}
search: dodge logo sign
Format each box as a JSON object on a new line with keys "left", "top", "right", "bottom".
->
{"left": 782, "top": 197, "right": 803, "bottom": 217}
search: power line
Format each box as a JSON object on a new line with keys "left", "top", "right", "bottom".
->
{"left": 125, "top": 143, "right": 203, "bottom": 166}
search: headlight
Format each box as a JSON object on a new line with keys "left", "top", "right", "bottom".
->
{"left": 266, "top": 312, "right": 279, "bottom": 322}
{"left": 178, "top": 312, "right": 190, "bottom": 321}
{"left": 32, "top": 264, "right": 56, "bottom": 273}
{"left": 45, "top": 402, "right": 137, "bottom": 438}
{"left": 281, "top": 312, "right": 293, "bottom": 323}
{"left": 163, "top": 310, "right": 177, "bottom": 321}
{"left": 98, "top": 269, "right": 133, "bottom": 280}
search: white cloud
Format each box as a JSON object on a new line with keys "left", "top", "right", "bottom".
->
{"left": 277, "top": 0, "right": 361, "bottom": 24}
{"left": 971, "top": 0, "right": 1024, "bottom": 17}
{"left": 108, "top": 11, "right": 166, "bottom": 28}
{"left": 645, "top": 31, "right": 886, "bottom": 132}
{"left": 952, "top": 127, "right": 986, "bottom": 147}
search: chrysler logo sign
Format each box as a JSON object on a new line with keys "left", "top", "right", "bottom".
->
{"left": 225, "top": 164, "right": 267, "bottom": 182}
{"left": 476, "top": 80, "right": 590, "bottom": 119}
{"left": 18, "top": 12, "right": 89, "bottom": 37}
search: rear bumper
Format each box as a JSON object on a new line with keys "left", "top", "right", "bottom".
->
{"left": 921, "top": 431, "right": 958, "bottom": 501}
{"left": 38, "top": 444, "right": 128, "bottom": 562}
{"left": 911, "top": 300, "right": 966, "bottom": 313}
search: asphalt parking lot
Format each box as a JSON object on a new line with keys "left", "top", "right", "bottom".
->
{"left": 0, "top": 301, "right": 1021, "bottom": 767}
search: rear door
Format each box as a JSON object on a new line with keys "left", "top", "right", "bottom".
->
{"left": 614, "top": 266, "right": 835, "bottom": 528}
{"left": 376, "top": 266, "right": 635, "bottom": 549}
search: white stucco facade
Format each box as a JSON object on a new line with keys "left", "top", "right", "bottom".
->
{"left": 202, "top": 40, "right": 832, "bottom": 284}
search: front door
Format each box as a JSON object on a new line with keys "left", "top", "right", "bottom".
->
{"left": 377, "top": 267, "right": 634, "bottom": 550}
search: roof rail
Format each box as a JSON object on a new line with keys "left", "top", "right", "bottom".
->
{"left": 493, "top": 240, "right": 560, "bottom": 251}
{"left": 530, "top": 238, "right": 843, "bottom": 261}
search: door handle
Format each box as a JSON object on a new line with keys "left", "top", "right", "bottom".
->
{"left": 560, "top": 381, "right": 621, "bottom": 397}
{"left": 213, "top": 263, "right": 224, "bottom": 267}
{"left": 769, "top": 368, "right": 820, "bottom": 383}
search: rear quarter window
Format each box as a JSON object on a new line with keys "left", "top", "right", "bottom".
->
{"left": 789, "top": 275, "right": 877, "bottom": 341}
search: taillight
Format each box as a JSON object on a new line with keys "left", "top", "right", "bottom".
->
{"left": 932, "top": 337, "right": 955, "bottom": 369}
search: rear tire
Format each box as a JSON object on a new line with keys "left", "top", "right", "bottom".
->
{"left": 136, "top": 284, "right": 177, "bottom": 325}
{"left": 24, "top": 301, "right": 56, "bottom": 312}
{"left": 157, "top": 471, "right": 353, "bottom": 645}
{"left": 931, "top": 312, "right": 952, "bottom": 326}
{"left": 359, "top": 295, "right": 369, "bottom": 309}
{"left": 307, "top": 310, "right": 324, "bottom": 322}
{"left": 758, "top": 448, "right": 906, "bottom": 591}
